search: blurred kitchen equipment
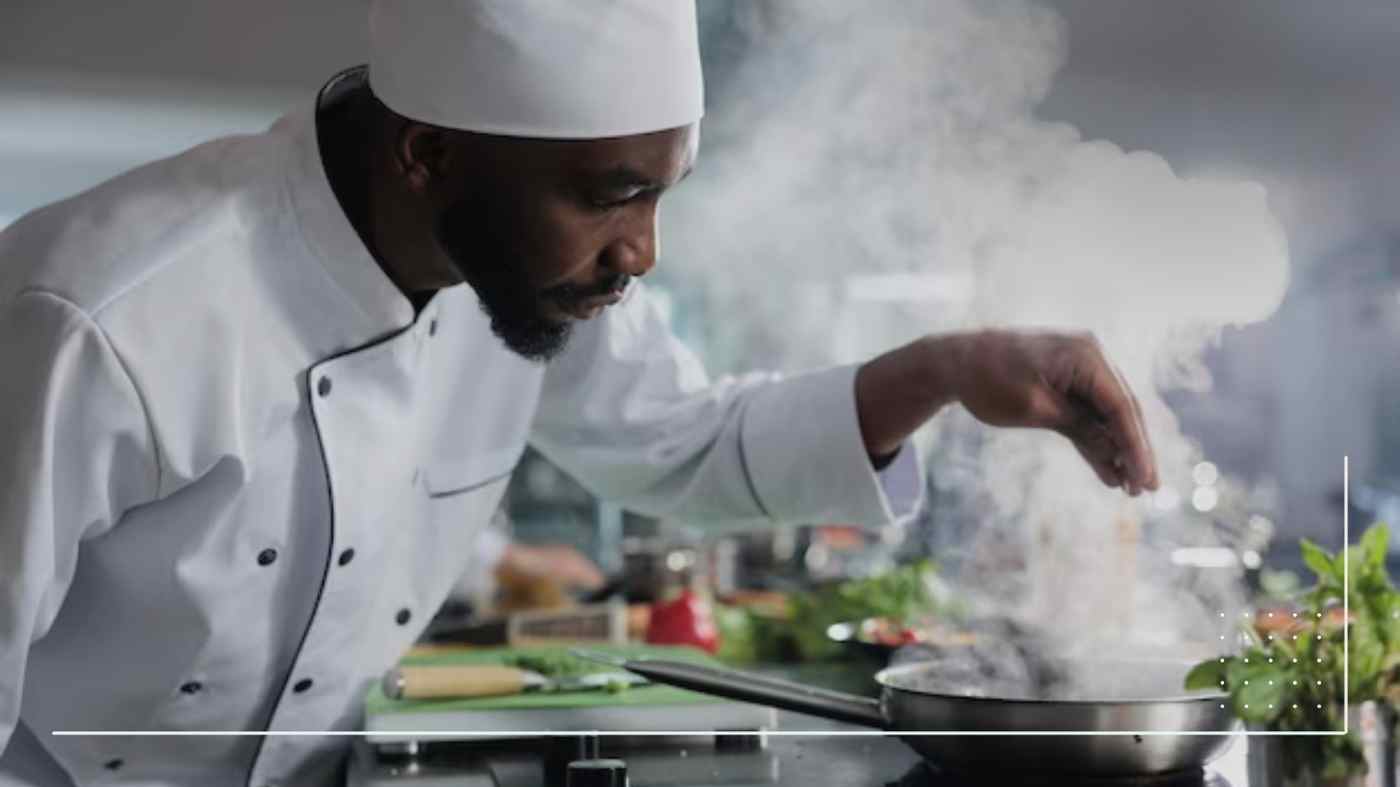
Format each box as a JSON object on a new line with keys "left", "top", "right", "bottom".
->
{"left": 620, "top": 537, "right": 703, "bottom": 603}
{"left": 797, "top": 524, "right": 903, "bottom": 583}
{"left": 565, "top": 758, "right": 628, "bottom": 787}
{"left": 579, "top": 575, "right": 627, "bottom": 604}
{"left": 825, "top": 617, "right": 978, "bottom": 663}
{"left": 825, "top": 619, "right": 899, "bottom": 662}
{"left": 579, "top": 651, "right": 1237, "bottom": 777}
{"left": 707, "top": 527, "right": 802, "bottom": 591}
{"left": 709, "top": 535, "right": 741, "bottom": 598}
{"left": 423, "top": 601, "right": 629, "bottom": 647}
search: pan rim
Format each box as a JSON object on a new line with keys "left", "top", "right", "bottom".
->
{"left": 874, "top": 660, "right": 1230, "bottom": 706}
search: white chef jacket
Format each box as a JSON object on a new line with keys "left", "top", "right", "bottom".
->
{"left": 0, "top": 84, "right": 924, "bottom": 786}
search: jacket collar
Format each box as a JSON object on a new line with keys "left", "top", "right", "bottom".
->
{"left": 281, "top": 67, "right": 416, "bottom": 338}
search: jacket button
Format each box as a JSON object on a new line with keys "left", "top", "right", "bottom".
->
{"left": 337, "top": 548, "right": 355, "bottom": 566}
{"left": 257, "top": 548, "right": 278, "bottom": 566}
{"left": 428, "top": 319, "right": 438, "bottom": 336}
{"left": 179, "top": 681, "right": 203, "bottom": 695}
{"left": 104, "top": 758, "right": 123, "bottom": 770}
{"left": 317, "top": 376, "right": 332, "bottom": 397}
{"left": 293, "top": 678, "right": 314, "bottom": 694}
{"left": 395, "top": 608, "right": 412, "bottom": 626}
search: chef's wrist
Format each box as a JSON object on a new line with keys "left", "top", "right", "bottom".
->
{"left": 854, "top": 335, "right": 959, "bottom": 461}
{"left": 918, "top": 331, "right": 970, "bottom": 408}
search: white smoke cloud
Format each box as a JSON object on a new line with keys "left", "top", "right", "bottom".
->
{"left": 665, "top": 0, "right": 1291, "bottom": 665}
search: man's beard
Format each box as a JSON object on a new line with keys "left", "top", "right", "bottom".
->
{"left": 435, "top": 197, "right": 573, "bottom": 362}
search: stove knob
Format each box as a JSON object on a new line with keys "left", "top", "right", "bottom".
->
{"left": 566, "top": 758, "right": 628, "bottom": 787}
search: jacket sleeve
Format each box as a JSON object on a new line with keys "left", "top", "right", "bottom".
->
{"left": 528, "top": 283, "right": 924, "bottom": 530}
{"left": 0, "top": 290, "right": 158, "bottom": 756}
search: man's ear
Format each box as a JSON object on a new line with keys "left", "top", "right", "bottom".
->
{"left": 394, "top": 122, "right": 453, "bottom": 193}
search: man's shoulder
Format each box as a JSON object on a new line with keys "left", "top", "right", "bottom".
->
{"left": 0, "top": 116, "right": 300, "bottom": 321}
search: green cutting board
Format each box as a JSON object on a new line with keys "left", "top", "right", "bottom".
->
{"left": 365, "top": 643, "right": 728, "bottom": 715}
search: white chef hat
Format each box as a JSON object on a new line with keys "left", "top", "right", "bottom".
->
{"left": 368, "top": 0, "right": 704, "bottom": 139}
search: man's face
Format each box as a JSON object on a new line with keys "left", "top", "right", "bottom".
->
{"left": 432, "top": 124, "right": 697, "bottom": 361}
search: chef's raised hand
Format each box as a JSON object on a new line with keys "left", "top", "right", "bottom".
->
{"left": 855, "top": 330, "right": 1159, "bottom": 495}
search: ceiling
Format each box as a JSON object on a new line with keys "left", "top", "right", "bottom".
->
{"left": 0, "top": 0, "right": 368, "bottom": 91}
{"left": 2, "top": 0, "right": 1395, "bottom": 232}
{"left": 1, "top": 0, "right": 1397, "bottom": 97}
{"left": 1047, "top": 0, "right": 1400, "bottom": 97}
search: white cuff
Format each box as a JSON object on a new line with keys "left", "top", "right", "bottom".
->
{"left": 740, "top": 364, "right": 926, "bottom": 527}
{"left": 875, "top": 441, "right": 925, "bottom": 526}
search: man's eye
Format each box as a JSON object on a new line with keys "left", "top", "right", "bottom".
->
{"left": 591, "top": 189, "right": 644, "bottom": 209}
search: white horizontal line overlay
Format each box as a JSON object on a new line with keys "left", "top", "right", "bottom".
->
{"left": 52, "top": 730, "right": 1347, "bottom": 737}
{"left": 52, "top": 457, "right": 1352, "bottom": 739}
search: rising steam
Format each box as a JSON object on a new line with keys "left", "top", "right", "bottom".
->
{"left": 665, "top": 0, "right": 1291, "bottom": 668}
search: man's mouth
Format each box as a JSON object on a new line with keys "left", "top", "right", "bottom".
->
{"left": 555, "top": 288, "right": 626, "bottom": 320}
{"left": 546, "top": 278, "right": 630, "bottom": 320}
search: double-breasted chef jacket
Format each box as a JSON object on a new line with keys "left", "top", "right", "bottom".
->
{"left": 0, "top": 72, "right": 924, "bottom": 787}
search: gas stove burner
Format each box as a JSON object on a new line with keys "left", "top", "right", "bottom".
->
{"left": 885, "top": 762, "right": 1232, "bottom": 787}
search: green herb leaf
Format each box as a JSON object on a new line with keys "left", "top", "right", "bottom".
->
{"left": 1184, "top": 659, "right": 1230, "bottom": 691}
{"left": 1348, "top": 620, "right": 1386, "bottom": 700}
{"left": 1300, "top": 539, "right": 1340, "bottom": 587}
{"left": 1379, "top": 591, "right": 1400, "bottom": 650}
{"left": 1226, "top": 660, "right": 1288, "bottom": 724}
{"left": 1358, "top": 523, "right": 1389, "bottom": 577}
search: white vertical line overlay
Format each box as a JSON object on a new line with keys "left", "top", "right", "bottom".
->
{"left": 53, "top": 457, "right": 1356, "bottom": 738}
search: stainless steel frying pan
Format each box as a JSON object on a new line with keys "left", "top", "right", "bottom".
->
{"left": 579, "top": 652, "right": 1237, "bottom": 777}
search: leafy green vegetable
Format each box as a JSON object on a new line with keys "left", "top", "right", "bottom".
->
{"left": 1187, "top": 522, "right": 1399, "bottom": 781}
{"left": 503, "top": 651, "right": 602, "bottom": 680}
{"left": 715, "top": 601, "right": 797, "bottom": 664}
{"left": 714, "top": 604, "right": 759, "bottom": 663}
{"left": 503, "top": 651, "right": 635, "bottom": 693}
{"left": 792, "top": 558, "right": 949, "bottom": 661}
{"left": 717, "top": 560, "right": 949, "bottom": 664}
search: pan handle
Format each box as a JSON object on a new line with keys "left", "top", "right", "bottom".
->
{"left": 620, "top": 658, "right": 888, "bottom": 729}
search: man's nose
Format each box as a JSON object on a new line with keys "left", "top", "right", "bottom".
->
{"left": 602, "top": 212, "right": 658, "bottom": 278}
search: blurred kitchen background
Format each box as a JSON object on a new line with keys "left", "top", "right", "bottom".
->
{"left": 2, "top": 0, "right": 1397, "bottom": 608}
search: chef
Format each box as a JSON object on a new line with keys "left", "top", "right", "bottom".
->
{"left": 0, "top": 1, "right": 1158, "bottom": 785}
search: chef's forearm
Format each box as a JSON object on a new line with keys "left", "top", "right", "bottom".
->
{"left": 854, "top": 334, "right": 963, "bottom": 462}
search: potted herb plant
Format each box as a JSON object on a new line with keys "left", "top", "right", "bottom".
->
{"left": 1186, "top": 523, "right": 1400, "bottom": 787}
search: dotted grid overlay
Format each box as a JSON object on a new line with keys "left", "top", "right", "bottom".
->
{"left": 1213, "top": 607, "right": 1347, "bottom": 735}
{"left": 54, "top": 458, "right": 1354, "bottom": 738}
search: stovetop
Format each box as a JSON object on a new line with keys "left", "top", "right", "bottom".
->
{"left": 349, "top": 711, "right": 1250, "bottom": 787}
{"left": 351, "top": 737, "right": 1238, "bottom": 787}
